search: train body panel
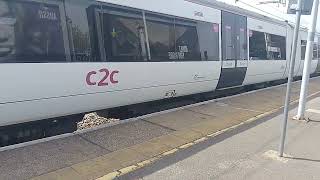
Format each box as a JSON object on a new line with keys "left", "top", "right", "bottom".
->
{"left": 244, "top": 17, "right": 287, "bottom": 85}
{"left": 243, "top": 60, "right": 286, "bottom": 85}
{"left": 0, "top": 61, "right": 220, "bottom": 126}
{"left": 283, "top": 24, "right": 300, "bottom": 78}
{"left": 297, "top": 60, "right": 319, "bottom": 76}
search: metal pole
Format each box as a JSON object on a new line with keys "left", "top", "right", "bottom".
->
{"left": 295, "top": 0, "right": 319, "bottom": 120}
{"left": 279, "top": 0, "right": 303, "bottom": 157}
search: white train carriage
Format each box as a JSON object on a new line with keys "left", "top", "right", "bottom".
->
{"left": 244, "top": 17, "right": 287, "bottom": 85}
{"left": 296, "top": 30, "right": 319, "bottom": 76}
{"left": 0, "top": 0, "right": 319, "bottom": 134}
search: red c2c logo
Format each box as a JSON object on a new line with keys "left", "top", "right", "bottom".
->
{"left": 86, "top": 68, "right": 119, "bottom": 87}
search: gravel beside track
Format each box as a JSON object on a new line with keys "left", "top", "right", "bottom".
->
{"left": 77, "top": 113, "right": 119, "bottom": 130}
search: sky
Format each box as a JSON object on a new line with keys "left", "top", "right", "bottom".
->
{"left": 216, "top": 0, "right": 320, "bottom": 31}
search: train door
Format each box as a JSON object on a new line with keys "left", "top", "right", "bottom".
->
{"left": 217, "top": 11, "right": 248, "bottom": 89}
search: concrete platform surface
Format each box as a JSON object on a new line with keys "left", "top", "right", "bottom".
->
{"left": 0, "top": 77, "right": 320, "bottom": 180}
{"left": 120, "top": 96, "right": 320, "bottom": 180}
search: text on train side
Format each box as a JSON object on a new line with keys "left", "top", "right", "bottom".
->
{"left": 86, "top": 68, "right": 119, "bottom": 86}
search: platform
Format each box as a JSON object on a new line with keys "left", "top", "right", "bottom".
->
{"left": 120, "top": 90, "right": 320, "bottom": 180}
{"left": 1, "top": 77, "right": 320, "bottom": 180}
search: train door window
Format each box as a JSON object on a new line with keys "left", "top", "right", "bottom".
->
{"left": 249, "top": 30, "right": 267, "bottom": 60}
{"left": 0, "top": 0, "right": 67, "bottom": 63}
{"left": 301, "top": 40, "right": 307, "bottom": 60}
{"left": 222, "top": 12, "right": 247, "bottom": 61}
{"left": 100, "top": 7, "right": 147, "bottom": 62}
{"left": 238, "top": 18, "right": 248, "bottom": 60}
{"left": 224, "top": 25, "right": 234, "bottom": 60}
{"left": 197, "top": 22, "right": 219, "bottom": 61}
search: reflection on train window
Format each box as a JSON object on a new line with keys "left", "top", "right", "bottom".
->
{"left": 249, "top": 30, "right": 267, "bottom": 60}
{"left": 146, "top": 14, "right": 175, "bottom": 61}
{"left": 174, "top": 20, "right": 200, "bottom": 61}
{"left": 0, "top": 0, "right": 66, "bottom": 63}
{"left": 249, "top": 30, "right": 286, "bottom": 60}
{"left": 146, "top": 13, "right": 201, "bottom": 61}
{"left": 301, "top": 40, "right": 319, "bottom": 60}
{"left": 224, "top": 25, "right": 233, "bottom": 60}
{"left": 197, "top": 22, "right": 219, "bottom": 61}
{"left": 266, "top": 34, "right": 286, "bottom": 60}
{"left": 301, "top": 40, "right": 307, "bottom": 60}
{"left": 102, "top": 9, "right": 147, "bottom": 62}
{"left": 65, "top": 0, "right": 100, "bottom": 62}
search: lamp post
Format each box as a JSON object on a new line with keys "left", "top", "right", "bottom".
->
{"left": 279, "top": 0, "right": 303, "bottom": 157}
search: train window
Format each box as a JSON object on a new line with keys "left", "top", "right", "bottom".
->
{"left": 301, "top": 40, "right": 307, "bottom": 60}
{"left": 174, "top": 19, "right": 200, "bottom": 61}
{"left": 101, "top": 7, "right": 147, "bottom": 62}
{"left": 300, "top": 40, "right": 318, "bottom": 60}
{"left": 146, "top": 13, "right": 201, "bottom": 61}
{"left": 0, "top": 0, "right": 67, "bottom": 63}
{"left": 197, "top": 22, "right": 219, "bottom": 61}
{"left": 65, "top": 0, "right": 99, "bottom": 62}
{"left": 266, "top": 34, "right": 286, "bottom": 60}
{"left": 313, "top": 43, "right": 318, "bottom": 59}
{"left": 145, "top": 14, "right": 175, "bottom": 61}
{"left": 249, "top": 30, "right": 286, "bottom": 60}
{"left": 249, "top": 30, "right": 267, "bottom": 60}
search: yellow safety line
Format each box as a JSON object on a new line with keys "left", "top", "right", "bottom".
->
{"left": 96, "top": 91, "right": 320, "bottom": 180}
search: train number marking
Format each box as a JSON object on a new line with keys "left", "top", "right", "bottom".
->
{"left": 86, "top": 68, "right": 119, "bottom": 86}
{"left": 165, "top": 90, "right": 177, "bottom": 98}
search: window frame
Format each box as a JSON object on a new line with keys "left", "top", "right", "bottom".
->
{"left": 95, "top": 2, "right": 211, "bottom": 62}
{"left": 249, "top": 30, "right": 267, "bottom": 60}
{"left": 197, "top": 22, "right": 220, "bottom": 61}
{"left": 97, "top": 7, "right": 148, "bottom": 62}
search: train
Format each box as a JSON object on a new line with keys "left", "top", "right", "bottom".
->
{"left": 0, "top": 0, "right": 320, "bottom": 146}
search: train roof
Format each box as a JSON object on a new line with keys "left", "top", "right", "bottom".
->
{"left": 99, "top": 0, "right": 316, "bottom": 34}
{"left": 187, "top": 0, "right": 313, "bottom": 32}
{"left": 188, "top": 0, "right": 288, "bottom": 25}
